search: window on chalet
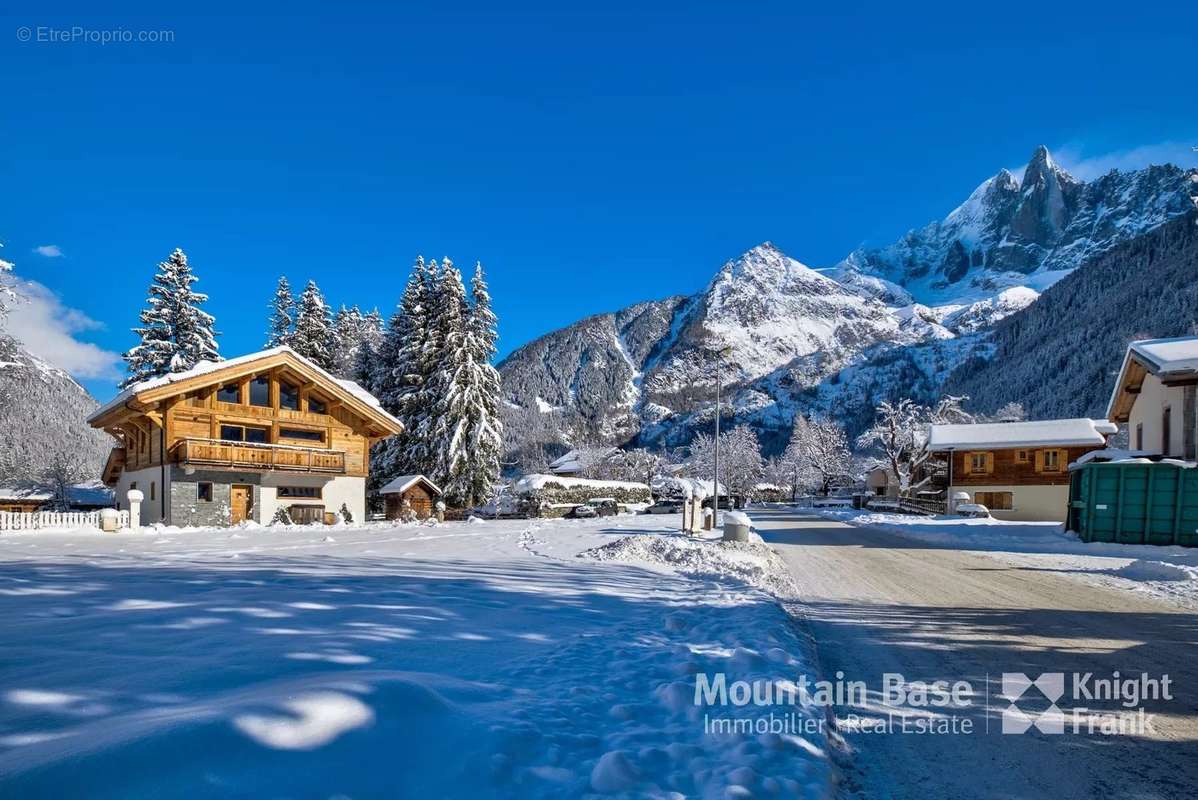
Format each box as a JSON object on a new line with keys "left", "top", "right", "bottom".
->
{"left": 217, "top": 382, "right": 241, "bottom": 404}
{"left": 307, "top": 396, "right": 327, "bottom": 414}
{"left": 279, "top": 428, "right": 324, "bottom": 443}
{"left": 220, "top": 424, "right": 269, "bottom": 444}
{"left": 279, "top": 380, "right": 300, "bottom": 411}
{"left": 968, "top": 452, "right": 991, "bottom": 474}
{"left": 278, "top": 486, "right": 321, "bottom": 499}
{"left": 249, "top": 376, "right": 271, "bottom": 407}
{"left": 1042, "top": 449, "right": 1062, "bottom": 472}
{"left": 197, "top": 482, "right": 213, "bottom": 502}
{"left": 975, "top": 491, "right": 1012, "bottom": 510}
{"left": 1136, "top": 423, "right": 1144, "bottom": 451}
{"left": 1163, "top": 406, "right": 1172, "bottom": 456}
{"left": 1015, "top": 450, "right": 1029, "bottom": 464}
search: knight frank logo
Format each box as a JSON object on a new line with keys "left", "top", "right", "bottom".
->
{"left": 1000, "top": 672, "right": 1065, "bottom": 734}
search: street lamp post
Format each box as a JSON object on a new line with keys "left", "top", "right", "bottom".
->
{"left": 710, "top": 346, "right": 731, "bottom": 515}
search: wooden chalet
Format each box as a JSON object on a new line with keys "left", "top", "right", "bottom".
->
{"left": 87, "top": 347, "right": 403, "bottom": 526}
{"left": 379, "top": 475, "right": 443, "bottom": 520}
{"left": 924, "top": 418, "right": 1116, "bottom": 521}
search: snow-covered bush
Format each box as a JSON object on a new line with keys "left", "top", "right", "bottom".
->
{"left": 271, "top": 507, "right": 293, "bottom": 526}
{"left": 339, "top": 503, "right": 353, "bottom": 524}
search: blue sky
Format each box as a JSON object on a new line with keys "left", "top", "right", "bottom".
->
{"left": 2, "top": 0, "right": 1196, "bottom": 401}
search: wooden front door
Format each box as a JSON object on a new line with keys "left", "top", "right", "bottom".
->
{"left": 230, "top": 485, "right": 253, "bottom": 524}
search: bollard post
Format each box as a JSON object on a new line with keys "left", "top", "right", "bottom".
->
{"left": 126, "top": 489, "right": 144, "bottom": 533}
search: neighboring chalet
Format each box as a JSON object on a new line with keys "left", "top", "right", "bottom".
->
{"left": 925, "top": 418, "right": 1116, "bottom": 521}
{"left": 1107, "top": 336, "right": 1198, "bottom": 459}
{"left": 87, "top": 347, "right": 403, "bottom": 526}
{"left": 0, "top": 482, "right": 115, "bottom": 514}
{"left": 380, "top": 475, "right": 443, "bottom": 520}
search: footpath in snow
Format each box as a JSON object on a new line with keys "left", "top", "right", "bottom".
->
{"left": 815, "top": 508, "right": 1198, "bottom": 610}
{"left": 0, "top": 514, "right": 834, "bottom": 799}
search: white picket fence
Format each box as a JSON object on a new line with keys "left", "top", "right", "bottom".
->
{"left": 0, "top": 509, "right": 130, "bottom": 532}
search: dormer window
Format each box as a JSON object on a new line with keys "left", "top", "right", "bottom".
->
{"left": 308, "top": 396, "right": 327, "bottom": 414}
{"left": 217, "top": 383, "right": 241, "bottom": 404}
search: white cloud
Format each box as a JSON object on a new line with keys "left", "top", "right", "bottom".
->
{"left": 2, "top": 277, "right": 122, "bottom": 379}
{"left": 1049, "top": 141, "right": 1198, "bottom": 181}
{"left": 33, "top": 244, "right": 64, "bottom": 258}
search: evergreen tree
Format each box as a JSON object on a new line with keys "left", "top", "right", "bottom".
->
{"left": 121, "top": 248, "right": 220, "bottom": 389}
{"left": 371, "top": 257, "right": 438, "bottom": 489}
{"left": 265, "top": 276, "right": 295, "bottom": 348}
{"left": 448, "top": 261, "right": 504, "bottom": 506}
{"left": 423, "top": 260, "right": 472, "bottom": 499}
{"left": 353, "top": 308, "right": 385, "bottom": 390}
{"left": 291, "top": 280, "right": 334, "bottom": 370}
{"left": 330, "top": 304, "right": 365, "bottom": 378}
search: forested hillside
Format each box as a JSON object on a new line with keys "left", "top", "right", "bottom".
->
{"left": 946, "top": 211, "right": 1198, "bottom": 418}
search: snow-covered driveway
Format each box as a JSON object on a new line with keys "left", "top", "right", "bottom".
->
{"left": 757, "top": 507, "right": 1198, "bottom": 800}
{"left": 0, "top": 516, "right": 833, "bottom": 798}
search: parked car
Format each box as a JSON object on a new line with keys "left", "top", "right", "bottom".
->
{"left": 701, "top": 495, "right": 733, "bottom": 510}
{"left": 586, "top": 498, "right": 620, "bottom": 517}
{"left": 569, "top": 504, "right": 599, "bottom": 519}
{"left": 645, "top": 498, "right": 684, "bottom": 514}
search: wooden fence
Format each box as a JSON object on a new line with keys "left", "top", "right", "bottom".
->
{"left": 0, "top": 509, "right": 130, "bottom": 532}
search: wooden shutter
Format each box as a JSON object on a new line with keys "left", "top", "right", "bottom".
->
{"left": 1034, "top": 449, "right": 1045, "bottom": 472}
{"left": 984, "top": 452, "right": 994, "bottom": 474}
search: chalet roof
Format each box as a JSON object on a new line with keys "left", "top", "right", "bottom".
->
{"left": 549, "top": 447, "right": 619, "bottom": 474}
{"left": 1106, "top": 336, "right": 1198, "bottom": 421}
{"left": 926, "top": 418, "right": 1117, "bottom": 451}
{"left": 378, "top": 475, "right": 442, "bottom": 496}
{"left": 87, "top": 347, "right": 402, "bottom": 435}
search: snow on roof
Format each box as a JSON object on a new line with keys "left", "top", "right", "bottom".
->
{"left": 378, "top": 475, "right": 442, "bottom": 496}
{"left": 88, "top": 346, "right": 399, "bottom": 428}
{"left": 512, "top": 474, "right": 650, "bottom": 494}
{"left": 1128, "top": 336, "right": 1198, "bottom": 374}
{"left": 0, "top": 486, "right": 53, "bottom": 502}
{"left": 548, "top": 447, "right": 619, "bottom": 474}
{"left": 927, "top": 418, "right": 1116, "bottom": 451}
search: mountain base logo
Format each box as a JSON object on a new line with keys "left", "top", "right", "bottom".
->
{"left": 693, "top": 670, "right": 1174, "bottom": 738}
{"left": 999, "top": 671, "right": 1171, "bottom": 735}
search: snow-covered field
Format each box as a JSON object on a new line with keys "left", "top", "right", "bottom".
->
{"left": 0, "top": 515, "right": 834, "bottom": 798}
{"left": 816, "top": 509, "right": 1198, "bottom": 610}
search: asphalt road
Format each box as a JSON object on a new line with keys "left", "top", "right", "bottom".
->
{"left": 755, "top": 507, "right": 1198, "bottom": 800}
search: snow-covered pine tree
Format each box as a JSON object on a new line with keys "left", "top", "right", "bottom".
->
{"left": 353, "top": 309, "right": 384, "bottom": 389}
{"left": 422, "top": 261, "right": 473, "bottom": 501}
{"left": 330, "top": 304, "right": 366, "bottom": 378}
{"left": 290, "top": 280, "right": 335, "bottom": 370}
{"left": 450, "top": 261, "right": 504, "bottom": 506}
{"left": 370, "top": 257, "right": 438, "bottom": 490}
{"left": 121, "top": 248, "right": 220, "bottom": 389}
{"left": 265, "top": 276, "right": 296, "bottom": 348}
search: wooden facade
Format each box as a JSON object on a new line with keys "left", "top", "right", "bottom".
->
{"left": 89, "top": 351, "right": 403, "bottom": 485}
{"left": 381, "top": 476, "right": 441, "bottom": 520}
{"left": 940, "top": 446, "right": 1098, "bottom": 488}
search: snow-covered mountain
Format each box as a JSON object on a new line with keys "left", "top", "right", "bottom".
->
{"left": 498, "top": 147, "right": 1198, "bottom": 458}
{"left": 0, "top": 335, "right": 116, "bottom": 483}
{"left": 833, "top": 146, "right": 1198, "bottom": 307}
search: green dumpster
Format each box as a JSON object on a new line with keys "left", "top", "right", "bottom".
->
{"left": 1069, "top": 461, "right": 1198, "bottom": 546}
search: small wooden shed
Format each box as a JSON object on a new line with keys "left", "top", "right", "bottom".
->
{"left": 380, "top": 475, "right": 443, "bottom": 520}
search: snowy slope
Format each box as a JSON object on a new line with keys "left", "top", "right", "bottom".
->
{"left": 0, "top": 515, "right": 834, "bottom": 798}
{"left": 834, "top": 146, "right": 1198, "bottom": 307}
{"left": 0, "top": 335, "right": 115, "bottom": 482}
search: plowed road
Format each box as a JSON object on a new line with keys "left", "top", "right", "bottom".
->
{"left": 756, "top": 508, "right": 1198, "bottom": 800}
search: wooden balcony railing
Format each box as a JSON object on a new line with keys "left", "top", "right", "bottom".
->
{"left": 172, "top": 438, "right": 346, "bottom": 474}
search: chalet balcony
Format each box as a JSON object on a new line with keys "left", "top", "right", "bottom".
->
{"left": 171, "top": 438, "right": 346, "bottom": 474}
